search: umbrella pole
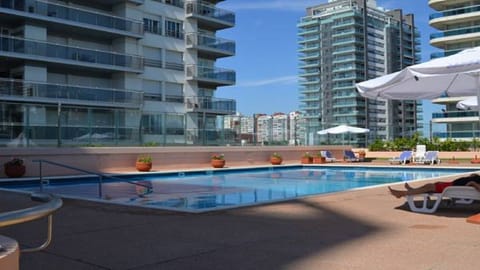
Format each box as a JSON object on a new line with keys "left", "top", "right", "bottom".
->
{"left": 477, "top": 74, "right": 480, "bottom": 144}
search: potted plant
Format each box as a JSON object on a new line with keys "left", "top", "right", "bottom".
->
{"left": 270, "top": 152, "right": 282, "bottom": 165}
{"left": 301, "top": 152, "right": 313, "bottom": 164}
{"left": 358, "top": 150, "right": 366, "bottom": 160}
{"left": 211, "top": 153, "right": 225, "bottom": 168}
{"left": 313, "top": 152, "right": 326, "bottom": 164}
{"left": 136, "top": 155, "right": 152, "bottom": 172}
{"left": 4, "top": 158, "right": 26, "bottom": 178}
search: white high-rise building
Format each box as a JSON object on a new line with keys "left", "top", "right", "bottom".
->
{"left": 429, "top": 0, "right": 480, "bottom": 140}
{"left": 298, "top": 0, "right": 422, "bottom": 146}
{"left": 0, "top": 0, "right": 236, "bottom": 146}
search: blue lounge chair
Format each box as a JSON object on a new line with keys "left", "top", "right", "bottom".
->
{"left": 389, "top": 151, "right": 413, "bottom": 165}
{"left": 321, "top": 150, "right": 337, "bottom": 162}
{"left": 343, "top": 150, "right": 359, "bottom": 162}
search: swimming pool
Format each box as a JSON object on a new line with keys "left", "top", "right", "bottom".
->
{"left": 1, "top": 166, "right": 476, "bottom": 213}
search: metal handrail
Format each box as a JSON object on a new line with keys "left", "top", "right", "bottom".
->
{"left": 0, "top": 193, "right": 63, "bottom": 253}
{"left": 32, "top": 159, "right": 152, "bottom": 198}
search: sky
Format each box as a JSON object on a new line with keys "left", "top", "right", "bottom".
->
{"left": 214, "top": 0, "right": 441, "bottom": 122}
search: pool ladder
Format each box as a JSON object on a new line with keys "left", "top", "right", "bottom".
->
{"left": 32, "top": 159, "right": 152, "bottom": 199}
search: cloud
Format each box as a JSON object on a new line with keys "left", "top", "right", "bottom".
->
{"left": 221, "top": 0, "right": 321, "bottom": 11}
{"left": 238, "top": 75, "right": 298, "bottom": 87}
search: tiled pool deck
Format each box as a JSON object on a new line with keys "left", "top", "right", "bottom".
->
{"left": 1, "top": 161, "right": 480, "bottom": 270}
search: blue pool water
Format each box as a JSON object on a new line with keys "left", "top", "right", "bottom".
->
{"left": 1, "top": 166, "right": 475, "bottom": 213}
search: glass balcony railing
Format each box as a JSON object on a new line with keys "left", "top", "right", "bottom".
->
{"left": 0, "top": 78, "right": 143, "bottom": 107}
{"left": 185, "top": 33, "right": 235, "bottom": 56}
{"left": 186, "top": 65, "right": 235, "bottom": 85}
{"left": 432, "top": 110, "right": 479, "bottom": 119}
{"left": 430, "top": 49, "right": 462, "bottom": 59}
{"left": 430, "top": 5, "right": 480, "bottom": 20}
{"left": 185, "top": 96, "right": 236, "bottom": 114}
{"left": 430, "top": 25, "right": 480, "bottom": 39}
{"left": 0, "top": 36, "right": 143, "bottom": 71}
{"left": 165, "top": 0, "right": 184, "bottom": 8}
{"left": 433, "top": 131, "right": 480, "bottom": 139}
{"left": 0, "top": 0, "right": 143, "bottom": 36}
{"left": 185, "top": 1, "right": 235, "bottom": 28}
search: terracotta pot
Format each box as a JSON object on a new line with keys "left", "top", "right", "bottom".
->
{"left": 211, "top": 159, "right": 225, "bottom": 168}
{"left": 301, "top": 157, "right": 313, "bottom": 164}
{"left": 4, "top": 165, "right": 26, "bottom": 178}
{"left": 136, "top": 162, "right": 152, "bottom": 172}
{"left": 313, "top": 157, "right": 326, "bottom": 164}
{"left": 270, "top": 157, "right": 282, "bottom": 165}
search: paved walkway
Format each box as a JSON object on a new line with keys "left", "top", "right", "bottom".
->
{"left": 1, "top": 166, "right": 480, "bottom": 270}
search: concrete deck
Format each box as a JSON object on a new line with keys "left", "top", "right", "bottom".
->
{"left": 1, "top": 165, "right": 480, "bottom": 270}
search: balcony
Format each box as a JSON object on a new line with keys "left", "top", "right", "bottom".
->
{"left": 430, "top": 25, "right": 480, "bottom": 47}
{"left": 0, "top": 36, "right": 143, "bottom": 73}
{"left": 185, "top": 96, "right": 236, "bottom": 115}
{"left": 185, "top": 1, "right": 235, "bottom": 30}
{"left": 186, "top": 65, "right": 235, "bottom": 87}
{"left": 0, "top": 78, "right": 143, "bottom": 108}
{"left": 432, "top": 110, "right": 479, "bottom": 120}
{"left": 165, "top": 0, "right": 184, "bottom": 8}
{"left": 0, "top": 0, "right": 143, "bottom": 38}
{"left": 430, "top": 5, "right": 480, "bottom": 21}
{"left": 185, "top": 33, "right": 235, "bottom": 58}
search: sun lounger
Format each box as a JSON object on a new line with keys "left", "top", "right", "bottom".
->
{"left": 406, "top": 186, "right": 480, "bottom": 213}
{"left": 321, "top": 150, "right": 336, "bottom": 162}
{"left": 343, "top": 150, "right": 359, "bottom": 162}
{"left": 420, "top": 151, "right": 440, "bottom": 165}
{"left": 413, "top": 145, "right": 426, "bottom": 163}
{"left": 389, "top": 151, "right": 412, "bottom": 165}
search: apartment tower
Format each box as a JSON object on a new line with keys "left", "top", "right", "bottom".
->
{"left": 0, "top": 0, "right": 236, "bottom": 147}
{"left": 298, "top": 0, "right": 422, "bottom": 146}
{"left": 429, "top": 0, "right": 480, "bottom": 140}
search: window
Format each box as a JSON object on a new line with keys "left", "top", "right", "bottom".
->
{"left": 164, "top": 82, "right": 183, "bottom": 103}
{"left": 165, "top": 19, "right": 183, "bottom": 39}
{"left": 143, "top": 46, "right": 162, "bottom": 68}
{"left": 142, "top": 114, "right": 163, "bottom": 134}
{"left": 143, "top": 18, "right": 161, "bottom": 35}
{"left": 143, "top": 80, "right": 162, "bottom": 101}
{"left": 165, "top": 50, "right": 183, "bottom": 71}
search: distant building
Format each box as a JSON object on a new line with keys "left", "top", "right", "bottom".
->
{"left": 0, "top": 0, "right": 236, "bottom": 147}
{"left": 429, "top": 0, "right": 480, "bottom": 140}
{"left": 297, "top": 0, "right": 422, "bottom": 146}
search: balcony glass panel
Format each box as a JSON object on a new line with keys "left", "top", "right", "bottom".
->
{"left": 430, "top": 5, "right": 480, "bottom": 20}
{"left": 430, "top": 25, "right": 480, "bottom": 39}
{"left": 0, "top": 0, "right": 143, "bottom": 35}
{"left": 186, "top": 33, "right": 235, "bottom": 55}
{"left": 0, "top": 78, "right": 143, "bottom": 106}
{"left": 0, "top": 36, "right": 143, "bottom": 70}
{"left": 188, "top": 65, "right": 235, "bottom": 84}
{"left": 186, "top": 2, "right": 235, "bottom": 25}
{"left": 432, "top": 111, "right": 479, "bottom": 119}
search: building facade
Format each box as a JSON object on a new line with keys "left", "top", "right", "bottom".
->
{"left": 429, "top": 0, "right": 480, "bottom": 140}
{"left": 297, "top": 0, "right": 422, "bottom": 146}
{"left": 0, "top": 0, "right": 236, "bottom": 147}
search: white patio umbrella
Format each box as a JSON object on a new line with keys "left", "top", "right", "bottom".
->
{"left": 317, "top": 124, "right": 370, "bottom": 145}
{"left": 356, "top": 46, "right": 480, "bottom": 102}
{"left": 456, "top": 96, "right": 478, "bottom": 110}
{"left": 317, "top": 124, "right": 370, "bottom": 135}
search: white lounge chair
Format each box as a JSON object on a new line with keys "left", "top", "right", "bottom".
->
{"left": 421, "top": 151, "right": 441, "bottom": 165}
{"left": 413, "top": 145, "right": 426, "bottom": 163}
{"left": 389, "top": 151, "right": 413, "bottom": 164}
{"left": 406, "top": 186, "right": 480, "bottom": 213}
